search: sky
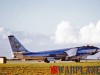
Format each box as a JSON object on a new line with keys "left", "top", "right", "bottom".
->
{"left": 0, "top": 0, "right": 100, "bottom": 59}
{"left": 0, "top": 0, "right": 100, "bottom": 35}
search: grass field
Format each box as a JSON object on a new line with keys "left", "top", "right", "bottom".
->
{"left": 0, "top": 60, "right": 100, "bottom": 75}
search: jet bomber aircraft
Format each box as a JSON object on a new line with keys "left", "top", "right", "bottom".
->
{"left": 8, "top": 35, "right": 100, "bottom": 63}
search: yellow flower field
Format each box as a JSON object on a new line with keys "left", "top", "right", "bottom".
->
{"left": 0, "top": 62, "right": 100, "bottom": 75}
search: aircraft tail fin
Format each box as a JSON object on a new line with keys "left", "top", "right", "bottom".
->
{"left": 8, "top": 35, "right": 29, "bottom": 53}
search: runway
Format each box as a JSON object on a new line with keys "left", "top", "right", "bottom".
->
{"left": 6, "top": 59, "right": 100, "bottom": 64}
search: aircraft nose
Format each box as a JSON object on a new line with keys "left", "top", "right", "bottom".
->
{"left": 97, "top": 48, "right": 100, "bottom": 52}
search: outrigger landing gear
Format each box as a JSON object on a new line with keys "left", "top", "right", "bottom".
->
{"left": 61, "top": 57, "right": 66, "bottom": 61}
{"left": 44, "top": 58, "right": 50, "bottom": 63}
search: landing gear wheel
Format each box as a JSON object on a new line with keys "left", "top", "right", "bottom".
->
{"left": 44, "top": 58, "right": 50, "bottom": 63}
{"left": 75, "top": 58, "right": 80, "bottom": 62}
